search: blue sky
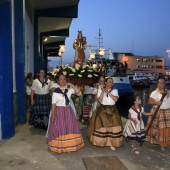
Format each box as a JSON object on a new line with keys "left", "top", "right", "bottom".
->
{"left": 49, "top": 0, "right": 170, "bottom": 68}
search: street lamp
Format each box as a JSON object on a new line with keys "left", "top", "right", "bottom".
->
{"left": 166, "top": 49, "right": 170, "bottom": 75}
{"left": 60, "top": 45, "right": 65, "bottom": 53}
{"left": 58, "top": 51, "right": 62, "bottom": 66}
{"left": 89, "top": 53, "right": 95, "bottom": 60}
{"left": 99, "top": 48, "right": 105, "bottom": 66}
{"left": 58, "top": 45, "right": 65, "bottom": 66}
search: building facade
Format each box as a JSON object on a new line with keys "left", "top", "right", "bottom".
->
{"left": 0, "top": 0, "right": 79, "bottom": 140}
{"left": 116, "top": 53, "right": 166, "bottom": 75}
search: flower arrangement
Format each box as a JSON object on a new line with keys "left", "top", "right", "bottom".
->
{"left": 52, "top": 63, "right": 101, "bottom": 80}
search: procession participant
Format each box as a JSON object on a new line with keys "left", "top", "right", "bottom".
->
{"left": 74, "top": 85, "right": 84, "bottom": 121}
{"left": 123, "top": 95, "right": 152, "bottom": 154}
{"left": 46, "top": 75, "right": 77, "bottom": 138}
{"left": 25, "top": 72, "right": 33, "bottom": 111}
{"left": 87, "top": 77, "right": 123, "bottom": 150}
{"left": 49, "top": 75, "right": 77, "bottom": 117}
{"left": 146, "top": 77, "right": 170, "bottom": 152}
{"left": 31, "top": 70, "right": 51, "bottom": 129}
{"left": 46, "top": 74, "right": 84, "bottom": 153}
{"left": 89, "top": 75, "right": 105, "bottom": 118}
{"left": 33, "top": 71, "right": 39, "bottom": 79}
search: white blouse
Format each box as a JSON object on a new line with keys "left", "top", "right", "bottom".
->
{"left": 129, "top": 107, "right": 144, "bottom": 120}
{"left": 52, "top": 87, "right": 74, "bottom": 106}
{"left": 50, "top": 82, "right": 59, "bottom": 89}
{"left": 97, "top": 88, "right": 119, "bottom": 105}
{"left": 150, "top": 90, "right": 170, "bottom": 109}
{"left": 31, "top": 79, "right": 51, "bottom": 95}
{"left": 93, "top": 87, "right": 98, "bottom": 95}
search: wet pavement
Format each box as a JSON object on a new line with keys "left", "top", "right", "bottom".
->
{"left": 0, "top": 118, "right": 170, "bottom": 170}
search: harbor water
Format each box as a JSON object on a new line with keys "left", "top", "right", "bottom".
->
{"left": 132, "top": 83, "right": 170, "bottom": 125}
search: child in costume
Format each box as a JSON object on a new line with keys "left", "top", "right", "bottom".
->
{"left": 123, "top": 95, "right": 152, "bottom": 154}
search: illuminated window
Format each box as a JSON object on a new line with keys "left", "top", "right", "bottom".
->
{"left": 137, "top": 59, "right": 140, "bottom": 62}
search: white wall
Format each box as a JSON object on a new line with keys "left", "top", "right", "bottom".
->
{"left": 25, "top": 11, "right": 34, "bottom": 76}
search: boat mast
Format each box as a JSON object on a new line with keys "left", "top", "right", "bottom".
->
{"left": 95, "top": 29, "right": 103, "bottom": 49}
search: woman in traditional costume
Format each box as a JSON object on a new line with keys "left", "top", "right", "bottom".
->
{"left": 46, "top": 74, "right": 84, "bottom": 153}
{"left": 146, "top": 77, "right": 170, "bottom": 152}
{"left": 31, "top": 70, "right": 51, "bottom": 129}
{"left": 89, "top": 75, "right": 105, "bottom": 118}
{"left": 123, "top": 95, "right": 152, "bottom": 154}
{"left": 87, "top": 77, "right": 123, "bottom": 150}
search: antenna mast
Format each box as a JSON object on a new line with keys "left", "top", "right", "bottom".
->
{"left": 95, "top": 29, "right": 103, "bottom": 49}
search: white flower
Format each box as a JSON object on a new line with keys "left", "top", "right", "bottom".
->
{"left": 87, "top": 74, "right": 92, "bottom": 78}
{"left": 75, "top": 63, "right": 80, "bottom": 70}
{"left": 94, "top": 74, "right": 98, "bottom": 77}
{"left": 69, "top": 73, "right": 74, "bottom": 76}
{"left": 88, "top": 70, "right": 93, "bottom": 72}
{"left": 63, "top": 71, "right": 67, "bottom": 75}
{"left": 82, "top": 65, "right": 87, "bottom": 69}
{"left": 81, "top": 70, "right": 85, "bottom": 73}
{"left": 63, "top": 66, "right": 67, "bottom": 69}
{"left": 71, "top": 68, "right": 76, "bottom": 72}
{"left": 78, "top": 74, "right": 82, "bottom": 77}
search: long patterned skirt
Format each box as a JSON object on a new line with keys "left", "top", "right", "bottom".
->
{"left": 46, "top": 106, "right": 84, "bottom": 153}
{"left": 87, "top": 104, "right": 123, "bottom": 147}
{"left": 123, "top": 119, "right": 145, "bottom": 142}
{"left": 146, "top": 108, "right": 170, "bottom": 147}
{"left": 32, "top": 93, "right": 51, "bottom": 129}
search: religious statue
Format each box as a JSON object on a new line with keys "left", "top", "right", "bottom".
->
{"left": 73, "top": 30, "right": 87, "bottom": 67}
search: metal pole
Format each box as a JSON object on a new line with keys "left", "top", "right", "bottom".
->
{"left": 61, "top": 56, "right": 62, "bottom": 66}
{"left": 166, "top": 50, "right": 170, "bottom": 75}
{"left": 169, "top": 51, "right": 170, "bottom": 75}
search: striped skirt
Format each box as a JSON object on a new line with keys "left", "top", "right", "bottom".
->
{"left": 87, "top": 104, "right": 123, "bottom": 147}
{"left": 123, "top": 119, "right": 145, "bottom": 142}
{"left": 146, "top": 108, "right": 170, "bottom": 147}
{"left": 32, "top": 93, "right": 51, "bottom": 129}
{"left": 46, "top": 106, "right": 84, "bottom": 153}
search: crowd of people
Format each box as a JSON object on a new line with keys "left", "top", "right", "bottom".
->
{"left": 25, "top": 71, "right": 170, "bottom": 154}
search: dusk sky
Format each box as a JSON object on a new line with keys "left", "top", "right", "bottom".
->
{"left": 49, "top": 0, "right": 170, "bottom": 68}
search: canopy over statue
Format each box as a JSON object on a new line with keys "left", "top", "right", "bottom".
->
{"left": 73, "top": 30, "right": 87, "bottom": 67}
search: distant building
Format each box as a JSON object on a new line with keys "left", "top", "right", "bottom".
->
{"left": 114, "top": 53, "right": 168, "bottom": 75}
